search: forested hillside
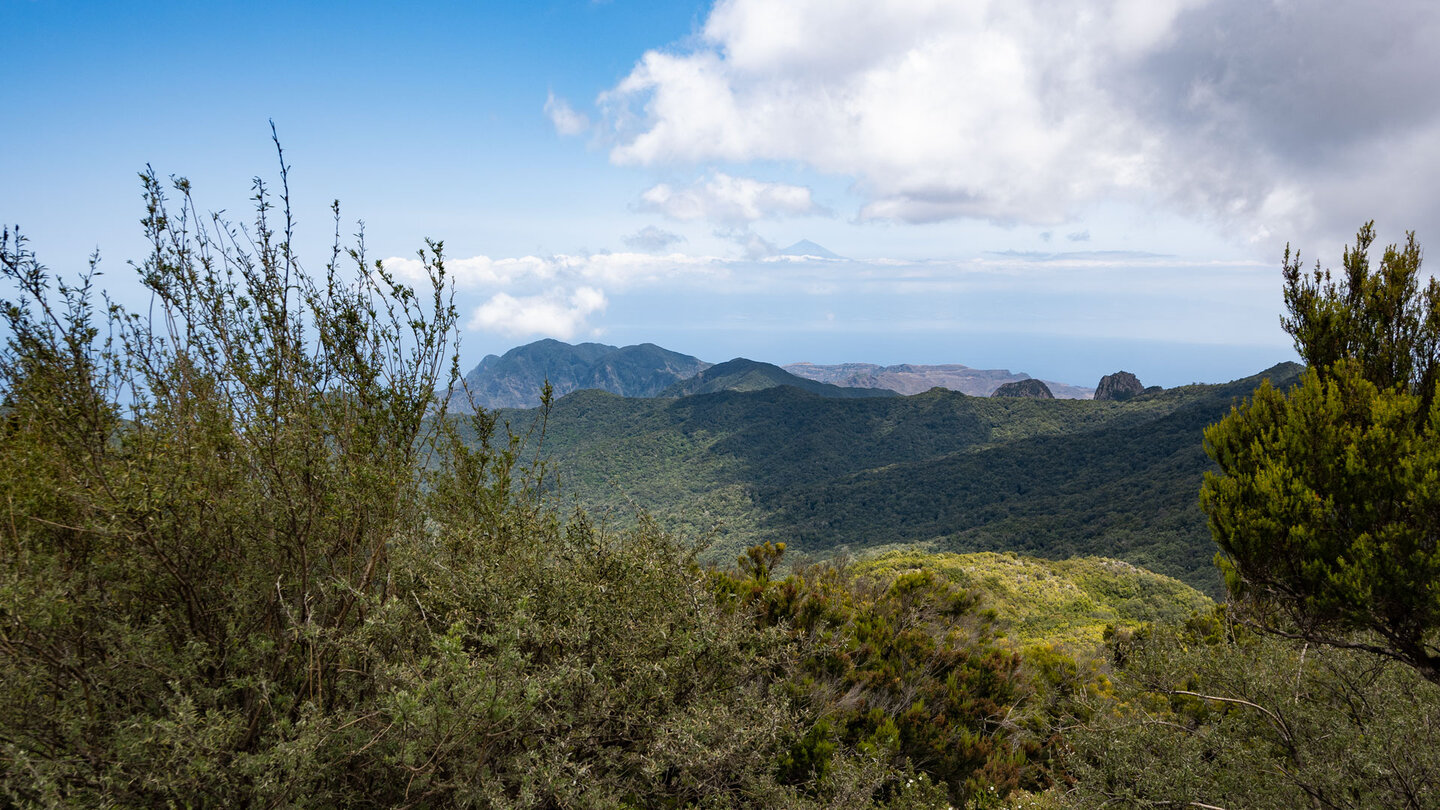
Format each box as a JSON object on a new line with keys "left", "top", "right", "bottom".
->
{"left": 500, "top": 363, "right": 1302, "bottom": 595}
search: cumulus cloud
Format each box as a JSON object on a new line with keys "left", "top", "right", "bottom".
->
{"left": 381, "top": 249, "right": 732, "bottom": 339}
{"left": 545, "top": 91, "right": 591, "bottom": 136}
{"left": 469, "top": 287, "right": 608, "bottom": 339}
{"left": 383, "top": 250, "right": 720, "bottom": 290}
{"left": 637, "top": 172, "right": 824, "bottom": 225}
{"left": 623, "top": 225, "right": 685, "bottom": 251}
{"left": 596, "top": 0, "right": 1440, "bottom": 249}
{"left": 383, "top": 254, "right": 558, "bottom": 289}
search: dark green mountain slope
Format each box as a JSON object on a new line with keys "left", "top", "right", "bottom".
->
{"left": 658, "top": 358, "right": 898, "bottom": 398}
{"left": 504, "top": 362, "right": 1302, "bottom": 595}
{"left": 460, "top": 338, "right": 709, "bottom": 408}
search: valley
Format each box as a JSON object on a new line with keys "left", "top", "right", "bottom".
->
{"left": 469, "top": 339, "right": 1302, "bottom": 596}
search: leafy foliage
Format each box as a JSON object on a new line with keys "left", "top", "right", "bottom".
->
{"left": 711, "top": 549, "right": 1066, "bottom": 807}
{"left": 1202, "top": 223, "right": 1440, "bottom": 682}
{"left": 1280, "top": 221, "right": 1440, "bottom": 398}
{"left": 1066, "top": 613, "right": 1440, "bottom": 808}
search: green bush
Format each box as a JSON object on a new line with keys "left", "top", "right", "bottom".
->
{"left": 1065, "top": 611, "right": 1440, "bottom": 808}
{"left": 713, "top": 547, "right": 1068, "bottom": 806}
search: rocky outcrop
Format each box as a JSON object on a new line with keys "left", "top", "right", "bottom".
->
{"left": 991, "top": 379, "right": 1055, "bottom": 399}
{"left": 1095, "top": 371, "right": 1145, "bottom": 401}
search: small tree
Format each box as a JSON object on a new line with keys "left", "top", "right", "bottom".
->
{"left": 1200, "top": 222, "right": 1440, "bottom": 683}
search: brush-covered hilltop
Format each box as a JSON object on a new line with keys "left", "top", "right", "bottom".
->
{"left": 854, "top": 550, "right": 1212, "bottom": 649}
{"left": 489, "top": 361, "right": 1302, "bottom": 595}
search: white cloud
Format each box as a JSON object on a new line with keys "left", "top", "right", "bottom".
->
{"left": 623, "top": 225, "right": 685, "bottom": 251}
{"left": 469, "top": 286, "right": 608, "bottom": 339}
{"left": 637, "top": 172, "right": 823, "bottom": 225}
{"left": 383, "top": 250, "right": 723, "bottom": 290}
{"left": 544, "top": 91, "right": 591, "bottom": 136}
{"left": 384, "top": 254, "right": 558, "bottom": 289}
{"left": 595, "top": 0, "right": 1440, "bottom": 249}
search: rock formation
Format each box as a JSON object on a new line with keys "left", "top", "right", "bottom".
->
{"left": 991, "top": 379, "right": 1055, "bottom": 399}
{"left": 1095, "top": 371, "right": 1145, "bottom": 401}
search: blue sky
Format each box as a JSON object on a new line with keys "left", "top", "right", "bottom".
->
{"left": 7, "top": 0, "right": 1440, "bottom": 388}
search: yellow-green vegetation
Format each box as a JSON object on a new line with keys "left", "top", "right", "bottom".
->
{"left": 852, "top": 550, "right": 1212, "bottom": 649}
{"left": 712, "top": 543, "right": 1066, "bottom": 807}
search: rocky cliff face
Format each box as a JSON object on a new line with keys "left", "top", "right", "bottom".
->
{"left": 991, "top": 379, "right": 1055, "bottom": 399}
{"left": 1094, "top": 371, "right": 1146, "bottom": 401}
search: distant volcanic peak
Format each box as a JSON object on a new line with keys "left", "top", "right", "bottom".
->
{"left": 1095, "top": 371, "right": 1146, "bottom": 401}
{"left": 778, "top": 239, "right": 844, "bottom": 260}
{"left": 991, "top": 379, "right": 1055, "bottom": 399}
{"left": 459, "top": 338, "right": 708, "bottom": 409}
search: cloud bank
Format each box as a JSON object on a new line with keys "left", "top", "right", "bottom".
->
{"left": 594, "top": 0, "right": 1440, "bottom": 249}
{"left": 637, "top": 172, "right": 823, "bottom": 225}
{"left": 386, "top": 244, "right": 1282, "bottom": 352}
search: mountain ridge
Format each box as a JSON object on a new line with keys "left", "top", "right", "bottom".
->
{"left": 459, "top": 338, "right": 711, "bottom": 408}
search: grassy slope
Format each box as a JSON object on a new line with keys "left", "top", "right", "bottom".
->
{"left": 500, "top": 363, "right": 1301, "bottom": 596}
{"left": 852, "top": 549, "right": 1213, "bottom": 649}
